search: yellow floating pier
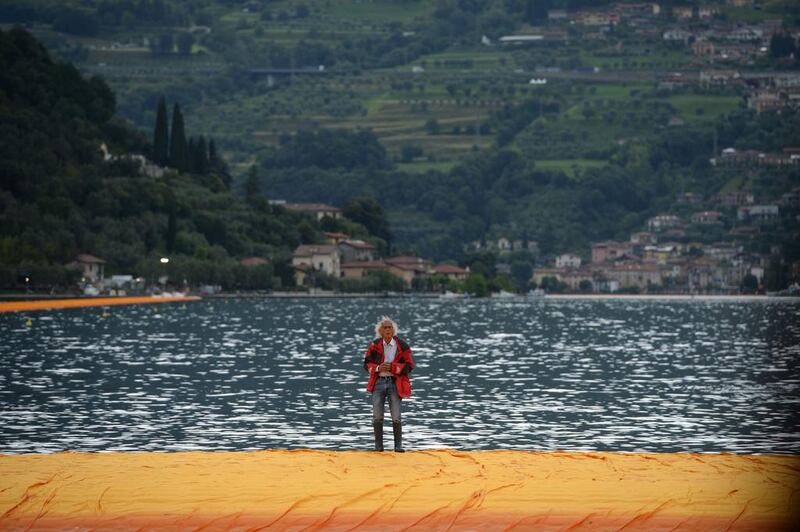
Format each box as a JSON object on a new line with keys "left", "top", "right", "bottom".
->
{"left": 0, "top": 295, "right": 200, "bottom": 313}
{"left": 1, "top": 450, "right": 798, "bottom": 530}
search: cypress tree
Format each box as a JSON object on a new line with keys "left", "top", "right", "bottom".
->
{"left": 208, "top": 138, "right": 232, "bottom": 189}
{"left": 208, "top": 138, "right": 220, "bottom": 170}
{"left": 169, "top": 103, "right": 189, "bottom": 171}
{"left": 195, "top": 136, "right": 208, "bottom": 174}
{"left": 187, "top": 137, "right": 196, "bottom": 173}
{"left": 153, "top": 96, "right": 169, "bottom": 165}
{"left": 165, "top": 191, "right": 177, "bottom": 253}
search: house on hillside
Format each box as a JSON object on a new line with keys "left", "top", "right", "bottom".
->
{"left": 385, "top": 256, "right": 434, "bottom": 287}
{"left": 66, "top": 254, "right": 106, "bottom": 283}
{"left": 324, "top": 232, "right": 350, "bottom": 245}
{"left": 340, "top": 260, "right": 390, "bottom": 280}
{"left": 691, "top": 211, "right": 723, "bottom": 225}
{"left": 338, "top": 240, "right": 376, "bottom": 263}
{"left": 738, "top": 204, "right": 779, "bottom": 222}
{"left": 532, "top": 267, "right": 567, "bottom": 286}
{"left": 606, "top": 262, "right": 665, "bottom": 291}
{"left": 591, "top": 241, "right": 631, "bottom": 264}
{"left": 647, "top": 214, "right": 682, "bottom": 232}
{"left": 292, "top": 244, "right": 341, "bottom": 285}
{"left": 662, "top": 29, "right": 692, "bottom": 43}
{"left": 432, "top": 264, "right": 469, "bottom": 281}
{"left": 630, "top": 232, "right": 657, "bottom": 246}
{"left": 555, "top": 254, "right": 582, "bottom": 269}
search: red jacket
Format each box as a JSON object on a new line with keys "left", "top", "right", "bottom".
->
{"left": 363, "top": 336, "right": 415, "bottom": 398}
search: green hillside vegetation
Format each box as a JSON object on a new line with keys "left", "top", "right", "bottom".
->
{"left": 0, "top": 28, "right": 383, "bottom": 291}
{"left": 2, "top": 0, "right": 800, "bottom": 280}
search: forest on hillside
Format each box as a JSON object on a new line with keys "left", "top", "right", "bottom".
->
{"left": 2, "top": 0, "right": 800, "bottom": 293}
{"left": 0, "top": 28, "right": 386, "bottom": 291}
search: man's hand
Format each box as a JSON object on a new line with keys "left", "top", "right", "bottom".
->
{"left": 378, "top": 363, "right": 391, "bottom": 373}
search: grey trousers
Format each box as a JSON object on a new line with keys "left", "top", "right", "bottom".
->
{"left": 372, "top": 377, "right": 401, "bottom": 423}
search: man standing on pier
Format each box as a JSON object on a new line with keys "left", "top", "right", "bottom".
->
{"left": 363, "top": 317, "right": 415, "bottom": 452}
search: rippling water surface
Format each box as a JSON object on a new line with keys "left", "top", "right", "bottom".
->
{"left": 1, "top": 297, "right": 799, "bottom": 453}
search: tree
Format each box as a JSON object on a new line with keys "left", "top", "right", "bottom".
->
{"left": 400, "top": 143, "right": 423, "bottom": 162}
{"left": 510, "top": 260, "right": 532, "bottom": 292}
{"left": 153, "top": 96, "right": 169, "bottom": 166}
{"left": 165, "top": 189, "right": 177, "bottom": 253}
{"left": 244, "top": 165, "right": 261, "bottom": 201}
{"left": 425, "top": 118, "right": 441, "bottom": 135}
{"left": 176, "top": 32, "right": 194, "bottom": 55}
{"left": 343, "top": 197, "right": 392, "bottom": 245}
{"left": 191, "top": 136, "right": 208, "bottom": 174}
{"left": 740, "top": 273, "right": 758, "bottom": 294}
{"left": 153, "top": 33, "right": 174, "bottom": 54}
{"left": 464, "top": 273, "right": 489, "bottom": 297}
{"left": 169, "top": 103, "right": 189, "bottom": 171}
{"left": 769, "top": 33, "right": 797, "bottom": 59}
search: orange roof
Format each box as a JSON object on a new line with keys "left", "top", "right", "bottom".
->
{"left": 341, "top": 260, "right": 388, "bottom": 269}
{"left": 240, "top": 257, "right": 271, "bottom": 267}
{"left": 293, "top": 244, "right": 339, "bottom": 256}
{"left": 386, "top": 256, "right": 430, "bottom": 265}
{"left": 434, "top": 264, "right": 468, "bottom": 274}
{"left": 340, "top": 240, "right": 376, "bottom": 250}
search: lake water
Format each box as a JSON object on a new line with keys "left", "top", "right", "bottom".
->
{"left": 1, "top": 297, "right": 799, "bottom": 454}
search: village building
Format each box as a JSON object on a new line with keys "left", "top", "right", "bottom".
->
{"left": 592, "top": 241, "right": 630, "bottom": 264}
{"left": 555, "top": 253, "right": 582, "bottom": 269}
{"left": 323, "top": 232, "right": 350, "bottom": 245}
{"left": 384, "top": 256, "right": 435, "bottom": 287}
{"left": 643, "top": 245, "right": 680, "bottom": 264}
{"left": 691, "top": 211, "right": 723, "bottom": 224}
{"left": 606, "top": 263, "right": 665, "bottom": 291}
{"left": 338, "top": 240, "right": 376, "bottom": 263}
{"left": 781, "top": 187, "right": 800, "bottom": 209}
{"left": 531, "top": 267, "right": 567, "bottom": 286}
{"left": 292, "top": 244, "right": 341, "bottom": 284}
{"left": 663, "top": 29, "right": 692, "bottom": 43}
{"left": 630, "top": 232, "right": 657, "bottom": 246}
{"left": 699, "top": 70, "right": 741, "bottom": 85}
{"left": 340, "top": 260, "right": 389, "bottom": 280}
{"left": 738, "top": 204, "right": 780, "bottom": 222}
{"left": 714, "top": 191, "right": 754, "bottom": 206}
{"left": 432, "top": 264, "right": 469, "bottom": 282}
{"left": 647, "top": 214, "right": 682, "bottom": 232}
{"left": 704, "top": 242, "right": 743, "bottom": 262}
{"left": 66, "top": 254, "right": 106, "bottom": 283}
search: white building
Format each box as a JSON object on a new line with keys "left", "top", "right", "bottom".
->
{"left": 555, "top": 254, "right": 582, "bottom": 269}
{"left": 292, "top": 244, "right": 341, "bottom": 280}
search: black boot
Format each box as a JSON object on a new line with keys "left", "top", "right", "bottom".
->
{"left": 373, "top": 420, "right": 384, "bottom": 451}
{"left": 392, "top": 421, "right": 404, "bottom": 453}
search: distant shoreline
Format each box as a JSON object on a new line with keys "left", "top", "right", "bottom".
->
{"left": 0, "top": 295, "right": 200, "bottom": 313}
{"left": 1, "top": 292, "right": 797, "bottom": 306}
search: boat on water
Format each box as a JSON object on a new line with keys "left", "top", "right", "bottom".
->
{"left": 439, "top": 291, "right": 467, "bottom": 299}
{"left": 491, "top": 290, "right": 517, "bottom": 298}
{"left": 528, "top": 288, "right": 546, "bottom": 298}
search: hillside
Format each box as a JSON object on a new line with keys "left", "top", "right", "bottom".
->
{"left": 0, "top": 27, "right": 337, "bottom": 291}
{"left": 2, "top": 1, "right": 800, "bottom": 292}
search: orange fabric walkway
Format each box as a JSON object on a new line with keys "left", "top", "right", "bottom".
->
{"left": 1, "top": 450, "right": 798, "bottom": 530}
{"left": 0, "top": 296, "right": 200, "bottom": 313}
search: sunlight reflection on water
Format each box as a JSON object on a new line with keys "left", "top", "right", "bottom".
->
{"left": 1, "top": 297, "right": 799, "bottom": 453}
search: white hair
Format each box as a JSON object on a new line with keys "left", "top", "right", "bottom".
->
{"left": 374, "top": 316, "right": 398, "bottom": 338}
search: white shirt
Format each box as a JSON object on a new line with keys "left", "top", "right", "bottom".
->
{"left": 378, "top": 338, "right": 397, "bottom": 376}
